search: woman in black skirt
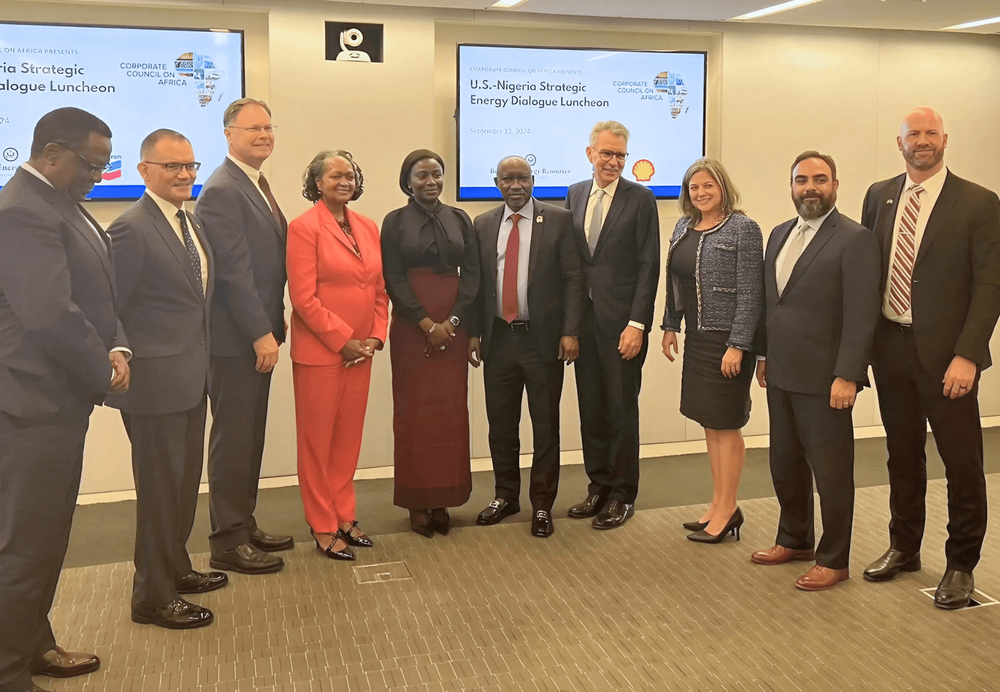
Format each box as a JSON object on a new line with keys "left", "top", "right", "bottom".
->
{"left": 661, "top": 157, "right": 764, "bottom": 543}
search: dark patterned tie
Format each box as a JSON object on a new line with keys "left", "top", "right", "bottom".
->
{"left": 257, "top": 173, "right": 284, "bottom": 229}
{"left": 176, "top": 210, "right": 204, "bottom": 295}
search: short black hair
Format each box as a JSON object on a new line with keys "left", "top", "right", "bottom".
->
{"left": 139, "top": 129, "right": 189, "bottom": 160}
{"left": 30, "top": 107, "right": 112, "bottom": 158}
{"left": 791, "top": 150, "right": 837, "bottom": 181}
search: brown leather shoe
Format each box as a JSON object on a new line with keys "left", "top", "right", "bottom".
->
{"left": 750, "top": 544, "right": 815, "bottom": 565}
{"left": 795, "top": 565, "right": 850, "bottom": 591}
{"left": 32, "top": 646, "right": 100, "bottom": 678}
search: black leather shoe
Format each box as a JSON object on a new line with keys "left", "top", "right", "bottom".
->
{"left": 592, "top": 500, "right": 635, "bottom": 530}
{"left": 176, "top": 570, "right": 229, "bottom": 595}
{"left": 531, "top": 509, "right": 554, "bottom": 538}
{"left": 249, "top": 528, "right": 294, "bottom": 552}
{"left": 429, "top": 508, "right": 450, "bottom": 535}
{"left": 477, "top": 498, "right": 520, "bottom": 525}
{"left": 209, "top": 543, "right": 284, "bottom": 575}
{"left": 342, "top": 520, "right": 374, "bottom": 547}
{"left": 311, "top": 530, "right": 356, "bottom": 561}
{"left": 682, "top": 520, "right": 709, "bottom": 532}
{"left": 31, "top": 646, "right": 100, "bottom": 678}
{"left": 567, "top": 493, "right": 606, "bottom": 519}
{"left": 935, "top": 570, "right": 975, "bottom": 610}
{"left": 131, "top": 598, "right": 214, "bottom": 630}
{"left": 863, "top": 548, "right": 921, "bottom": 582}
{"left": 410, "top": 510, "right": 434, "bottom": 538}
{"left": 687, "top": 507, "right": 744, "bottom": 543}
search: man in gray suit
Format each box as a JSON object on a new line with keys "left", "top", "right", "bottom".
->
{"left": 196, "top": 98, "right": 290, "bottom": 575}
{"left": 106, "top": 129, "right": 223, "bottom": 630}
{"left": 0, "top": 108, "right": 129, "bottom": 692}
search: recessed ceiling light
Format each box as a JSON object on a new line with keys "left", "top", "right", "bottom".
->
{"left": 732, "top": 0, "right": 824, "bottom": 21}
{"left": 492, "top": 0, "right": 528, "bottom": 8}
{"left": 941, "top": 15, "right": 1000, "bottom": 31}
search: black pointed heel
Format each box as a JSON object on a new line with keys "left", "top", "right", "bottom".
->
{"left": 682, "top": 520, "right": 709, "bottom": 532}
{"left": 342, "top": 520, "right": 374, "bottom": 547}
{"left": 310, "top": 528, "right": 356, "bottom": 561}
{"left": 686, "top": 507, "right": 744, "bottom": 544}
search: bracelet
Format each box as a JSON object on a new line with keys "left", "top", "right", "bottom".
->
{"left": 426, "top": 323, "right": 437, "bottom": 335}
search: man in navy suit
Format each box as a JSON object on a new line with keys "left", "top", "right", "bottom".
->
{"left": 565, "top": 120, "right": 660, "bottom": 530}
{"left": 0, "top": 108, "right": 129, "bottom": 692}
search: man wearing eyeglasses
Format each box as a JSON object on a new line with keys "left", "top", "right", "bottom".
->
{"left": 0, "top": 107, "right": 129, "bottom": 692}
{"left": 196, "top": 98, "right": 291, "bottom": 576}
{"left": 105, "top": 129, "right": 223, "bottom": 630}
{"left": 565, "top": 120, "right": 660, "bottom": 530}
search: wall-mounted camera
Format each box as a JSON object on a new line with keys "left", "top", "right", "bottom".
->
{"left": 325, "top": 22, "right": 384, "bottom": 63}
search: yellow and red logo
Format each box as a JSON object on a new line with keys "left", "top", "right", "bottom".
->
{"left": 632, "top": 159, "right": 655, "bottom": 182}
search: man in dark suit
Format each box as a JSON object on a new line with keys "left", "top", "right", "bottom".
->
{"left": 196, "top": 98, "right": 291, "bottom": 575}
{"left": 106, "top": 129, "right": 226, "bottom": 630}
{"left": 468, "top": 156, "right": 583, "bottom": 538}
{"left": 564, "top": 120, "right": 660, "bottom": 529}
{"left": 861, "top": 108, "right": 1000, "bottom": 609}
{"left": 750, "top": 151, "right": 880, "bottom": 591}
{"left": 0, "top": 108, "right": 130, "bottom": 692}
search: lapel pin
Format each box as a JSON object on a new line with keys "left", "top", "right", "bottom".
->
{"left": 536, "top": 215, "right": 543, "bottom": 224}
{"left": 887, "top": 199, "right": 894, "bottom": 205}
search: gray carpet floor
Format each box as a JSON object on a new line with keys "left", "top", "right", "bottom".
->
{"left": 65, "top": 428, "right": 1000, "bottom": 568}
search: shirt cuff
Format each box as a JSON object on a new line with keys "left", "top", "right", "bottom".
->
{"left": 628, "top": 321, "right": 645, "bottom": 331}
{"left": 111, "top": 347, "right": 133, "bottom": 362}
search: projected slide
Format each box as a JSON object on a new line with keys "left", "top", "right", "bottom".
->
{"left": 0, "top": 22, "right": 244, "bottom": 199}
{"left": 457, "top": 45, "right": 706, "bottom": 201}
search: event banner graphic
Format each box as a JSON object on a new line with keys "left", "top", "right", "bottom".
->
{"left": 0, "top": 22, "right": 244, "bottom": 199}
{"left": 457, "top": 45, "right": 706, "bottom": 201}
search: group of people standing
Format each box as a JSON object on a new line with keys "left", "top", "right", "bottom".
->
{"left": 0, "top": 98, "right": 997, "bottom": 692}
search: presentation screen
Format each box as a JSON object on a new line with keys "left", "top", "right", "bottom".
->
{"left": 0, "top": 21, "right": 245, "bottom": 200}
{"left": 457, "top": 44, "right": 706, "bottom": 201}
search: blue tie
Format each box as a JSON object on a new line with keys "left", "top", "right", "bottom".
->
{"left": 176, "top": 210, "right": 204, "bottom": 295}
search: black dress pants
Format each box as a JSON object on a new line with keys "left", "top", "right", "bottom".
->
{"left": 123, "top": 397, "right": 207, "bottom": 606}
{"left": 766, "top": 384, "right": 855, "bottom": 570}
{"left": 871, "top": 320, "right": 987, "bottom": 572}
{"left": 575, "top": 301, "right": 647, "bottom": 504}
{"left": 0, "top": 410, "right": 89, "bottom": 692}
{"left": 207, "top": 356, "right": 272, "bottom": 553}
{"left": 483, "top": 319, "right": 564, "bottom": 512}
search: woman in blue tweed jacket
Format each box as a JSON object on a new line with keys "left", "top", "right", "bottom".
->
{"left": 661, "top": 157, "right": 764, "bottom": 543}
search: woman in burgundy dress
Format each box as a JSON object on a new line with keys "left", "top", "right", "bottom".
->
{"left": 381, "top": 150, "right": 480, "bottom": 537}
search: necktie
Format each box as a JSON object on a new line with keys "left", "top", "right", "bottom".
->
{"left": 588, "top": 189, "right": 605, "bottom": 253}
{"left": 777, "top": 221, "right": 808, "bottom": 295}
{"left": 888, "top": 184, "right": 924, "bottom": 316}
{"left": 177, "top": 210, "right": 205, "bottom": 295}
{"left": 257, "top": 173, "right": 284, "bottom": 228}
{"left": 502, "top": 213, "right": 521, "bottom": 323}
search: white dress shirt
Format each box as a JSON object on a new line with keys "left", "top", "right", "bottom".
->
{"left": 144, "top": 189, "right": 209, "bottom": 293}
{"left": 883, "top": 166, "right": 947, "bottom": 324}
{"left": 496, "top": 199, "right": 533, "bottom": 321}
{"left": 227, "top": 154, "right": 273, "bottom": 212}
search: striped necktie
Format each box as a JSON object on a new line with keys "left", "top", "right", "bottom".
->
{"left": 888, "top": 184, "right": 924, "bottom": 316}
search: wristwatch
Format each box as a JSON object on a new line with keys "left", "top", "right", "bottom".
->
{"left": 448, "top": 316, "right": 461, "bottom": 327}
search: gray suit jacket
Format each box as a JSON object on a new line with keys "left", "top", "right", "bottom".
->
{"left": 755, "top": 208, "right": 881, "bottom": 395}
{"left": 0, "top": 167, "right": 125, "bottom": 419}
{"left": 106, "top": 194, "right": 214, "bottom": 416}
{"left": 195, "top": 158, "right": 287, "bottom": 357}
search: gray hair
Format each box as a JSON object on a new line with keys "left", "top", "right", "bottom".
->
{"left": 223, "top": 98, "right": 271, "bottom": 127}
{"left": 589, "top": 120, "right": 630, "bottom": 147}
{"left": 679, "top": 157, "right": 744, "bottom": 224}
{"left": 139, "top": 128, "right": 189, "bottom": 160}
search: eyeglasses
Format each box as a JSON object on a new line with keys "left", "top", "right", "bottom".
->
{"left": 144, "top": 161, "right": 202, "bottom": 173}
{"left": 596, "top": 150, "right": 628, "bottom": 163}
{"left": 55, "top": 143, "right": 113, "bottom": 174}
{"left": 227, "top": 125, "right": 277, "bottom": 134}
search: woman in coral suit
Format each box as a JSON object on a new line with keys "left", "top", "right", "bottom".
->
{"left": 287, "top": 149, "right": 388, "bottom": 561}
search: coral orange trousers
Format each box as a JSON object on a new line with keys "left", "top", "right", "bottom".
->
{"left": 292, "top": 360, "right": 372, "bottom": 533}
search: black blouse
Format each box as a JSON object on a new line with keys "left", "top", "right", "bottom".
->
{"left": 381, "top": 199, "right": 480, "bottom": 325}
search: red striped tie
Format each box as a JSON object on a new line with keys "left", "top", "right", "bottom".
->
{"left": 888, "top": 184, "right": 924, "bottom": 316}
{"left": 502, "top": 213, "right": 521, "bottom": 322}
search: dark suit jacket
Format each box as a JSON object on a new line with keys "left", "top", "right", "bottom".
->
{"left": 472, "top": 200, "right": 583, "bottom": 361}
{"left": 755, "top": 208, "right": 880, "bottom": 395}
{"left": 565, "top": 177, "right": 660, "bottom": 336}
{"left": 105, "top": 194, "right": 214, "bottom": 416}
{"left": 861, "top": 170, "right": 1000, "bottom": 377}
{"left": 195, "top": 157, "right": 287, "bottom": 357}
{"left": 0, "top": 167, "right": 124, "bottom": 419}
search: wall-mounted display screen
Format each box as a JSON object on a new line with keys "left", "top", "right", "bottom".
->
{"left": 0, "top": 21, "right": 245, "bottom": 200}
{"left": 456, "top": 44, "right": 706, "bottom": 201}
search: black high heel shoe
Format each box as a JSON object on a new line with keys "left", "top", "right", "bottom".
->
{"left": 429, "top": 508, "right": 450, "bottom": 535}
{"left": 682, "top": 520, "right": 709, "bottom": 532}
{"left": 686, "top": 507, "right": 744, "bottom": 544}
{"left": 310, "top": 529, "right": 355, "bottom": 561}
{"left": 342, "top": 521, "right": 374, "bottom": 548}
{"left": 410, "top": 510, "right": 434, "bottom": 538}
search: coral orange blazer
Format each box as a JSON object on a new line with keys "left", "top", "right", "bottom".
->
{"left": 287, "top": 202, "right": 389, "bottom": 366}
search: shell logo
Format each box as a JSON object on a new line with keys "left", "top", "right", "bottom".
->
{"left": 632, "top": 159, "right": 655, "bottom": 182}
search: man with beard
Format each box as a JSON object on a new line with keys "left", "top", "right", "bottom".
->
{"left": 750, "top": 151, "right": 879, "bottom": 591}
{"left": 861, "top": 108, "right": 1000, "bottom": 609}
